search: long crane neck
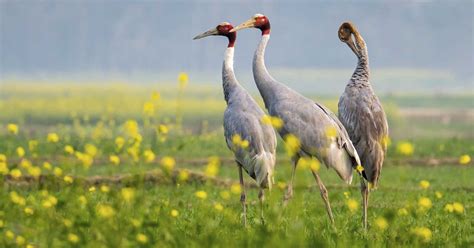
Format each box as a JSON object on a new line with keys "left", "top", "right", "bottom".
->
{"left": 253, "top": 34, "right": 280, "bottom": 109}
{"left": 222, "top": 47, "right": 239, "bottom": 103}
{"left": 351, "top": 38, "right": 370, "bottom": 83}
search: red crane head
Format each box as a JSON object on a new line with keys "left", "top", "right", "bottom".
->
{"left": 193, "top": 22, "right": 236, "bottom": 48}
{"left": 231, "top": 14, "right": 271, "bottom": 35}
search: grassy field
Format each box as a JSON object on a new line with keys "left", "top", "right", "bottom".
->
{"left": 0, "top": 81, "right": 473, "bottom": 247}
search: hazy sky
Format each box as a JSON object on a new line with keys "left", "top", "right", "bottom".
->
{"left": 0, "top": 0, "right": 472, "bottom": 85}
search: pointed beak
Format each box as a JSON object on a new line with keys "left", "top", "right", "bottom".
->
{"left": 230, "top": 18, "right": 255, "bottom": 32}
{"left": 346, "top": 35, "right": 361, "bottom": 57}
{"left": 193, "top": 28, "right": 219, "bottom": 40}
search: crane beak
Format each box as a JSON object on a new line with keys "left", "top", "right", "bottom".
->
{"left": 193, "top": 28, "right": 219, "bottom": 40}
{"left": 345, "top": 36, "right": 361, "bottom": 57}
{"left": 230, "top": 19, "right": 255, "bottom": 32}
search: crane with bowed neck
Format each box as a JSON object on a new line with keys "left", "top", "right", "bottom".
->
{"left": 232, "top": 14, "right": 363, "bottom": 224}
{"left": 193, "top": 22, "right": 277, "bottom": 226}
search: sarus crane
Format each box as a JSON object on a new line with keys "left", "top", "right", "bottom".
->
{"left": 232, "top": 14, "right": 362, "bottom": 223}
{"left": 193, "top": 22, "right": 277, "bottom": 226}
{"left": 338, "top": 22, "right": 389, "bottom": 229}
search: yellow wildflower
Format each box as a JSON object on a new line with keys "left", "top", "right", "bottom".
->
{"left": 398, "top": 208, "right": 409, "bottom": 216}
{"left": 356, "top": 165, "right": 364, "bottom": 173}
{"left": 28, "top": 140, "right": 38, "bottom": 152}
{"left": 325, "top": 126, "right": 337, "bottom": 139}
{"left": 78, "top": 195, "right": 87, "bottom": 206}
{"left": 68, "top": 233, "right": 79, "bottom": 243}
{"left": 42, "top": 162, "right": 52, "bottom": 170}
{"left": 231, "top": 134, "right": 249, "bottom": 149}
{"left": 7, "top": 123, "right": 19, "bottom": 135}
{"left": 131, "top": 218, "right": 142, "bottom": 228}
{"left": 178, "top": 72, "right": 189, "bottom": 89}
{"left": 100, "top": 185, "right": 110, "bottom": 193}
{"left": 64, "top": 145, "right": 74, "bottom": 155}
{"left": 261, "top": 115, "right": 283, "bottom": 129}
{"left": 28, "top": 166, "right": 41, "bottom": 178}
{"left": 151, "top": 91, "right": 160, "bottom": 101}
{"left": 284, "top": 134, "right": 301, "bottom": 157}
{"left": 47, "top": 133, "right": 59, "bottom": 143}
{"left": 96, "top": 204, "right": 115, "bottom": 218}
{"left": 435, "top": 191, "right": 443, "bottom": 199}
{"left": 452, "top": 202, "right": 465, "bottom": 214}
{"left": 0, "top": 154, "right": 6, "bottom": 162}
{"left": 444, "top": 203, "right": 454, "bottom": 213}
{"left": 124, "top": 120, "right": 140, "bottom": 138}
{"left": 170, "top": 209, "right": 179, "bottom": 217}
{"left": 230, "top": 183, "right": 241, "bottom": 195}
{"left": 16, "top": 147, "right": 25, "bottom": 158}
{"left": 459, "top": 154, "right": 471, "bottom": 165}
{"left": 109, "top": 155, "right": 120, "bottom": 165}
{"left": 5, "top": 230, "right": 15, "bottom": 239}
{"left": 121, "top": 188, "right": 135, "bottom": 203}
{"left": 10, "top": 169, "right": 22, "bottom": 179}
{"left": 10, "top": 191, "right": 26, "bottom": 205}
{"left": 310, "top": 158, "right": 321, "bottom": 172}
{"left": 277, "top": 181, "right": 287, "bottom": 190}
{"left": 419, "top": 180, "right": 430, "bottom": 190}
{"left": 160, "top": 156, "right": 175, "bottom": 172}
{"left": 53, "top": 167, "right": 63, "bottom": 177}
{"left": 143, "top": 149, "right": 156, "bottom": 163}
{"left": 375, "top": 217, "right": 388, "bottom": 230}
{"left": 16, "top": 235, "right": 26, "bottom": 245}
{"left": 412, "top": 227, "right": 432, "bottom": 243}
{"left": 136, "top": 233, "right": 148, "bottom": 244}
{"left": 24, "top": 207, "right": 34, "bottom": 215}
{"left": 346, "top": 198, "right": 359, "bottom": 213}
{"left": 418, "top": 197, "right": 432, "bottom": 210}
{"left": 89, "top": 186, "right": 96, "bottom": 192}
{"left": 64, "top": 175, "right": 74, "bottom": 184}
{"left": 214, "top": 203, "right": 224, "bottom": 211}
{"left": 115, "top": 136, "right": 125, "bottom": 150}
{"left": 195, "top": 190, "right": 208, "bottom": 200}
{"left": 158, "top": 124, "right": 169, "bottom": 134}
{"left": 178, "top": 170, "right": 189, "bottom": 182}
{"left": 343, "top": 191, "right": 350, "bottom": 199}
{"left": 20, "top": 159, "right": 32, "bottom": 169}
{"left": 205, "top": 156, "right": 220, "bottom": 177}
{"left": 396, "top": 141, "right": 414, "bottom": 156}
{"left": 85, "top": 144, "right": 98, "bottom": 157}
{"left": 63, "top": 219, "right": 73, "bottom": 228}
{"left": 220, "top": 191, "right": 231, "bottom": 200}
{"left": 0, "top": 162, "right": 9, "bottom": 175}
{"left": 382, "top": 135, "right": 391, "bottom": 148}
{"left": 143, "top": 101, "right": 154, "bottom": 116}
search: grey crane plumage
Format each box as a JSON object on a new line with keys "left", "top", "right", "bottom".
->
{"left": 232, "top": 14, "right": 362, "bottom": 223}
{"left": 193, "top": 22, "right": 277, "bottom": 226}
{"left": 337, "top": 22, "right": 389, "bottom": 229}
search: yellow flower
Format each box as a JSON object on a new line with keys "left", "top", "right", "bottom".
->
{"left": 20, "top": 159, "right": 32, "bottom": 169}
{"left": 435, "top": 191, "right": 443, "bottom": 199}
{"left": 78, "top": 195, "right": 87, "bottom": 206}
{"left": 5, "top": 230, "right": 15, "bottom": 239}
{"left": 53, "top": 167, "right": 63, "bottom": 177}
{"left": 10, "top": 191, "right": 26, "bottom": 205}
{"left": 178, "top": 170, "right": 189, "bottom": 182}
{"left": 63, "top": 219, "right": 73, "bottom": 228}
{"left": 143, "top": 101, "right": 154, "bottom": 116}
{"left": 143, "top": 149, "right": 155, "bottom": 163}
{"left": 178, "top": 72, "right": 189, "bottom": 89}
{"left": 89, "top": 186, "right": 96, "bottom": 192}
{"left": 0, "top": 154, "right": 6, "bottom": 162}
{"left": 325, "top": 126, "right": 337, "bottom": 139}
{"left": 28, "top": 166, "right": 41, "bottom": 178}
{"left": 68, "top": 233, "right": 79, "bottom": 243}
{"left": 24, "top": 207, "right": 34, "bottom": 215}
{"left": 382, "top": 135, "right": 391, "bottom": 148}
{"left": 158, "top": 124, "right": 169, "bottom": 135}
{"left": 452, "top": 202, "right": 464, "bottom": 214}
{"left": 96, "top": 204, "right": 115, "bottom": 218}
{"left": 444, "top": 203, "right": 454, "bottom": 213}
{"left": 170, "top": 209, "right": 179, "bottom": 217}
{"left": 230, "top": 183, "right": 241, "bottom": 195}
{"left": 64, "top": 145, "right": 74, "bottom": 155}
{"left": 7, "top": 123, "right": 19, "bottom": 135}
{"left": 419, "top": 180, "right": 430, "bottom": 190}
{"left": 418, "top": 197, "right": 432, "bottom": 210}
{"left": 214, "top": 203, "right": 224, "bottom": 211}
{"left": 75, "top": 152, "right": 94, "bottom": 169}
{"left": 10, "top": 169, "right": 22, "bottom": 179}
{"left": 343, "top": 191, "right": 350, "bottom": 199}
{"left": 284, "top": 134, "right": 301, "bottom": 157}
{"left": 115, "top": 136, "right": 125, "bottom": 150}
{"left": 0, "top": 162, "right": 9, "bottom": 175}
{"left": 42, "top": 162, "right": 52, "bottom": 170}
{"left": 16, "top": 235, "right": 26, "bottom": 245}
{"left": 231, "top": 134, "right": 249, "bottom": 149}
{"left": 28, "top": 140, "right": 38, "bottom": 152}
{"left": 121, "top": 188, "right": 135, "bottom": 203}
{"left": 459, "top": 154, "right": 471, "bottom": 165}
{"left": 124, "top": 120, "right": 140, "bottom": 138}
{"left": 310, "top": 158, "right": 321, "bottom": 172}
{"left": 47, "top": 133, "right": 59, "bottom": 143}
{"left": 195, "top": 190, "right": 208, "bottom": 200}
{"left": 85, "top": 144, "right": 98, "bottom": 157}
{"left": 205, "top": 156, "right": 220, "bottom": 177}
{"left": 64, "top": 175, "right": 74, "bottom": 184}
{"left": 346, "top": 198, "right": 359, "bottom": 213}
{"left": 16, "top": 147, "right": 25, "bottom": 158}
{"left": 109, "top": 155, "right": 120, "bottom": 165}
{"left": 375, "top": 217, "right": 388, "bottom": 230}
{"left": 100, "top": 185, "right": 110, "bottom": 193}
{"left": 160, "top": 156, "right": 175, "bottom": 172}
{"left": 26, "top": 244, "right": 35, "bottom": 248}
{"left": 261, "top": 115, "right": 283, "bottom": 129}
{"left": 277, "top": 181, "right": 287, "bottom": 190}
{"left": 412, "top": 227, "right": 432, "bottom": 243}
{"left": 151, "top": 91, "right": 160, "bottom": 101}
{"left": 396, "top": 141, "right": 414, "bottom": 156}
{"left": 136, "top": 233, "right": 148, "bottom": 244}
{"left": 398, "top": 208, "right": 409, "bottom": 216}
{"left": 356, "top": 164, "right": 364, "bottom": 173}
{"left": 131, "top": 218, "right": 142, "bottom": 228}
{"left": 220, "top": 191, "right": 231, "bottom": 200}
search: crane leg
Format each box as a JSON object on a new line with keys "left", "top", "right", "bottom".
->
{"left": 283, "top": 156, "right": 299, "bottom": 205}
{"left": 259, "top": 188, "right": 265, "bottom": 224}
{"left": 311, "top": 169, "right": 335, "bottom": 224}
{"left": 238, "top": 165, "right": 247, "bottom": 227}
{"left": 360, "top": 176, "right": 369, "bottom": 229}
